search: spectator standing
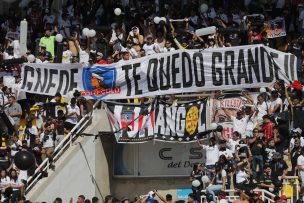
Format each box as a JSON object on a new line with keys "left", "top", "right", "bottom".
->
{"left": 39, "top": 29, "right": 56, "bottom": 57}
{"left": 54, "top": 110, "right": 65, "bottom": 147}
{"left": 248, "top": 132, "right": 264, "bottom": 182}
{"left": 65, "top": 98, "right": 80, "bottom": 131}
{"left": 23, "top": 118, "right": 38, "bottom": 148}
{"left": 143, "top": 35, "right": 160, "bottom": 55}
{"left": 40, "top": 122, "right": 55, "bottom": 170}
{"left": 62, "top": 42, "right": 72, "bottom": 63}
{"left": 5, "top": 96, "right": 22, "bottom": 135}
{"left": 224, "top": 109, "right": 249, "bottom": 138}
{"left": 197, "top": 137, "right": 219, "bottom": 178}
{"left": 269, "top": 91, "right": 282, "bottom": 120}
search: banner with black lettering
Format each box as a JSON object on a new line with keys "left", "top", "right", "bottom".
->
{"left": 20, "top": 63, "right": 83, "bottom": 96}
{"left": 104, "top": 101, "right": 155, "bottom": 143}
{"left": 20, "top": 45, "right": 297, "bottom": 99}
{"left": 154, "top": 98, "right": 208, "bottom": 142}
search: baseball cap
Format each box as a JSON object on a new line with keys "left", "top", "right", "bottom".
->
{"left": 96, "top": 52, "right": 103, "bottom": 57}
{"left": 292, "top": 128, "right": 302, "bottom": 134}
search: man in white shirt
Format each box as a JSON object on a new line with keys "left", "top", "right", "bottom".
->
{"left": 197, "top": 137, "right": 219, "bottom": 179}
{"left": 9, "top": 134, "right": 22, "bottom": 157}
{"left": 224, "top": 109, "right": 250, "bottom": 138}
{"left": 23, "top": 118, "right": 38, "bottom": 148}
{"left": 65, "top": 98, "right": 80, "bottom": 131}
{"left": 143, "top": 35, "right": 160, "bottom": 55}
{"left": 40, "top": 122, "right": 55, "bottom": 170}
{"left": 224, "top": 131, "right": 241, "bottom": 154}
{"left": 255, "top": 94, "right": 270, "bottom": 124}
{"left": 218, "top": 140, "right": 233, "bottom": 160}
{"left": 270, "top": 91, "right": 282, "bottom": 119}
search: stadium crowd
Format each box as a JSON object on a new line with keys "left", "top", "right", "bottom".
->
{"left": 0, "top": 0, "right": 304, "bottom": 202}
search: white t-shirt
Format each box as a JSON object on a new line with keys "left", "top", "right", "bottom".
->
{"left": 10, "top": 140, "right": 22, "bottom": 156}
{"left": 0, "top": 176, "right": 10, "bottom": 188}
{"left": 40, "top": 132, "right": 54, "bottom": 148}
{"left": 202, "top": 145, "right": 219, "bottom": 165}
{"left": 215, "top": 169, "right": 227, "bottom": 184}
{"left": 219, "top": 148, "right": 233, "bottom": 159}
{"left": 143, "top": 43, "right": 160, "bottom": 55}
{"left": 297, "top": 155, "right": 304, "bottom": 178}
{"left": 227, "top": 139, "right": 239, "bottom": 153}
{"left": 236, "top": 170, "right": 248, "bottom": 183}
{"left": 79, "top": 48, "right": 89, "bottom": 65}
{"left": 62, "top": 50, "right": 72, "bottom": 63}
{"left": 0, "top": 90, "right": 8, "bottom": 106}
{"left": 18, "top": 170, "right": 27, "bottom": 182}
{"left": 23, "top": 126, "right": 38, "bottom": 147}
{"left": 270, "top": 98, "right": 282, "bottom": 113}
{"left": 231, "top": 115, "right": 249, "bottom": 137}
{"left": 256, "top": 101, "right": 270, "bottom": 121}
{"left": 289, "top": 137, "right": 304, "bottom": 150}
{"left": 10, "top": 178, "right": 22, "bottom": 191}
{"left": 66, "top": 104, "right": 80, "bottom": 124}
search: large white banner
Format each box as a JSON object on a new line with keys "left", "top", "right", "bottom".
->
{"left": 20, "top": 45, "right": 297, "bottom": 99}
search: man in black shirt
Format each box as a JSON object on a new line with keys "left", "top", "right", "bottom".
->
{"left": 54, "top": 110, "right": 66, "bottom": 147}
{"left": 271, "top": 152, "right": 288, "bottom": 180}
{"left": 248, "top": 135, "right": 264, "bottom": 181}
{"left": 291, "top": 138, "right": 302, "bottom": 175}
{"left": 258, "top": 164, "right": 275, "bottom": 192}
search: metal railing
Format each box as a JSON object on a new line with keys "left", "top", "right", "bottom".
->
{"left": 25, "top": 100, "right": 101, "bottom": 194}
{"left": 201, "top": 189, "right": 276, "bottom": 202}
{"left": 279, "top": 176, "right": 300, "bottom": 202}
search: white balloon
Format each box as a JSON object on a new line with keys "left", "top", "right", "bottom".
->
{"left": 192, "top": 180, "right": 201, "bottom": 187}
{"left": 114, "top": 8, "right": 122, "bottom": 16}
{"left": 160, "top": 17, "right": 167, "bottom": 23}
{"left": 82, "top": 28, "right": 90, "bottom": 37}
{"left": 55, "top": 34, "right": 63, "bottom": 42}
{"left": 211, "top": 123, "right": 218, "bottom": 130}
{"left": 154, "top": 16, "right": 161, "bottom": 24}
{"left": 201, "top": 175, "right": 210, "bottom": 184}
{"left": 259, "top": 87, "right": 266, "bottom": 93}
{"left": 27, "top": 54, "right": 35, "bottom": 63}
{"left": 88, "top": 29, "right": 96, "bottom": 38}
{"left": 200, "top": 4, "right": 209, "bottom": 13}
